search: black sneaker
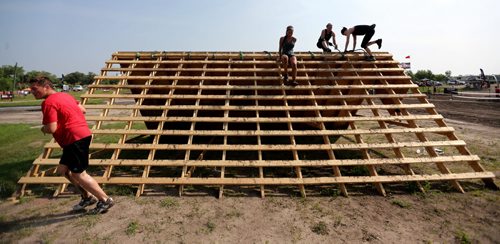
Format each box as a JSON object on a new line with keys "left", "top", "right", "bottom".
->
{"left": 376, "top": 39, "right": 383, "bottom": 49}
{"left": 283, "top": 74, "right": 288, "bottom": 83}
{"left": 366, "top": 56, "right": 376, "bottom": 61}
{"left": 72, "top": 196, "right": 97, "bottom": 211}
{"left": 324, "top": 48, "right": 332, "bottom": 53}
{"left": 286, "top": 80, "right": 298, "bottom": 86}
{"left": 90, "top": 197, "right": 115, "bottom": 214}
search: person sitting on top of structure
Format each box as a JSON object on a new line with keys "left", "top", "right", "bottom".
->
{"left": 341, "top": 24, "right": 382, "bottom": 61}
{"left": 316, "top": 23, "right": 338, "bottom": 52}
{"left": 279, "top": 25, "right": 298, "bottom": 86}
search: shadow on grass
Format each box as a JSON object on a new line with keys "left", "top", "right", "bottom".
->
{"left": 0, "top": 210, "right": 86, "bottom": 234}
{"left": 0, "top": 159, "right": 34, "bottom": 198}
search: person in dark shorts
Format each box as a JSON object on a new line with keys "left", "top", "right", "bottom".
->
{"left": 279, "top": 25, "right": 298, "bottom": 86}
{"left": 29, "top": 76, "right": 114, "bottom": 214}
{"left": 316, "top": 23, "right": 338, "bottom": 52}
{"left": 341, "top": 24, "right": 382, "bottom": 61}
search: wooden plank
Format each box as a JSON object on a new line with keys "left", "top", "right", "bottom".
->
{"left": 84, "top": 103, "right": 435, "bottom": 111}
{"left": 32, "top": 155, "right": 481, "bottom": 167}
{"left": 18, "top": 172, "right": 496, "bottom": 185}
{"left": 82, "top": 93, "right": 426, "bottom": 100}
{"left": 94, "top": 75, "right": 409, "bottom": 81}
{"left": 113, "top": 51, "right": 392, "bottom": 58}
{"left": 102, "top": 67, "right": 404, "bottom": 73}
{"left": 87, "top": 84, "right": 418, "bottom": 90}
{"left": 44, "top": 140, "right": 467, "bottom": 151}
{"left": 85, "top": 114, "right": 444, "bottom": 123}
{"left": 106, "top": 60, "right": 400, "bottom": 65}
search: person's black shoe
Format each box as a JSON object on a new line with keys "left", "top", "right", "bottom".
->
{"left": 376, "top": 39, "right": 383, "bottom": 49}
{"left": 366, "top": 56, "right": 376, "bottom": 61}
{"left": 324, "top": 48, "right": 332, "bottom": 53}
{"left": 285, "top": 80, "right": 298, "bottom": 86}
{"left": 283, "top": 74, "right": 288, "bottom": 83}
{"left": 72, "top": 196, "right": 97, "bottom": 211}
{"left": 89, "top": 197, "right": 115, "bottom": 214}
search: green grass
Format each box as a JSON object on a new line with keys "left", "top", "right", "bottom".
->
{"left": 455, "top": 229, "right": 472, "bottom": 244}
{"left": 0, "top": 91, "right": 106, "bottom": 108}
{"left": 203, "top": 221, "right": 216, "bottom": 233}
{"left": 0, "top": 124, "right": 52, "bottom": 198}
{"left": 391, "top": 199, "right": 411, "bottom": 208}
{"left": 77, "top": 214, "right": 102, "bottom": 229}
{"left": 160, "top": 197, "right": 179, "bottom": 208}
{"left": 125, "top": 220, "right": 140, "bottom": 236}
{"left": 311, "top": 221, "right": 329, "bottom": 235}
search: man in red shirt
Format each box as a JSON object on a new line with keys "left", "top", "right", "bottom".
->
{"left": 30, "top": 76, "right": 114, "bottom": 214}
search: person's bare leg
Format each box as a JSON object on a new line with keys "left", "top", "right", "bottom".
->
{"left": 322, "top": 41, "right": 329, "bottom": 50}
{"left": 281, "top": 55, "right": 289, "bottom": 82}
{"left": 71, "top": 171, "right": 109, "bottom": 201}
{"left": 281, "top": 55, "right": 289, "bottom": 74}
{"left": 57, "top": 165, "right": 89, "bottom": 198}
{"left": 364, "top": 47, "right": 373, "bottom": 57}
{"left": 291, "top": 56, "right": 297, "bottom": 81}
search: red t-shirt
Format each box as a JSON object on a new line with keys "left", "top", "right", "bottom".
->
{"left": 42, "top": 92, "right": 91, "bottom": 147}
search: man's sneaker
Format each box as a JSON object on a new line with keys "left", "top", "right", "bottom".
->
{"left": 366, "top": 56, "right": 376, "bottom": 61}
{"left": 323, "top": 48, "right": 332, "bottom": 53}
{"left": 286, "top": 80, "right": 298, "bottom": 86}
{"left": 72, "top": 196, "right": 97, "bottom": 211}
{"left": 90, "top": 197, "right": 115, "bottom": 214}
{"left": 283, "top": 74, "right": 288, "bottom": 83}
{"left": 376, "top": 39, "right": 383, "bottom": 49}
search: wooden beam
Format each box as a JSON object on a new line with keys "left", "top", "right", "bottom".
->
{"left": 18, "top": 172, "right": 496, "bottom": 185}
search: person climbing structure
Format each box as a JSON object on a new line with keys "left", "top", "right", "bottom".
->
{"left": 316, "top": 23, "right": 338, "bottom": 52}
{"left": 341, "top": 24, "right": 382, "bottom": 61}
{"left": 278, "top": 25, "right": 298, "bottom": 86}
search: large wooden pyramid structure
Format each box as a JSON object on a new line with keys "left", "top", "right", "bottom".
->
{"left": 18, "top": 51, "right": 496, "bottom": 198}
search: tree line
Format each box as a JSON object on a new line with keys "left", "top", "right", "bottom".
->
{"left": 406, "top": 70, "right": 452, "bottom": 82}
{"left": 0, "top": 64, "right": 104, "bottom": 91}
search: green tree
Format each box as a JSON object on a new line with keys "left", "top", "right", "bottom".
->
{"left": 63, "top": 71, "right": 86, "bottom": 85}
{"left": 0, "top": 65, "right": 25, "bottom": 91}
{"left": 414, "top": 70, "right": 434, "bottom": 81}
{"left": 0, "top": 77, "right": 12, "bottom": 91}
{"left": 445, "top": 70, "right": 452, "bottom": 78}
{"left": 83, "top": 72, "right": 96, "bottom": 85}
{"left": 405, "top": 70, "right": 416, "bottom": 81}
{"left": 21, "top": 70, "right": 59, "bottom": 88}
{"left": 434, "top": 74, "right": 447, "bottom": 82}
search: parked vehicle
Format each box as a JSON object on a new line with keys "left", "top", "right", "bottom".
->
{"left": 72, "top": 85, "right": 84, "bottom": 91}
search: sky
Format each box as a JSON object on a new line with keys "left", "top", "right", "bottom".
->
{"left": 1, "top": 0, "right": 499, "bottom": 77}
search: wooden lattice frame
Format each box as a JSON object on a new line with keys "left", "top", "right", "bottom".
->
{"left": 17, "top": 51, "right": 496, "bottom": 198}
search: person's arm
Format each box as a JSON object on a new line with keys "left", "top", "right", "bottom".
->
{"left": 320, "top": 30, "right": 327, "bottom": 47}
{"left": 41, "top": 122, "right": 57, "bottom": 134}
{"left": 344, "top": 34, "right": 350, "bottom": 52}
{"left": 278, "top": 37, "right": 283, "bottom": 57}
{"left": 77, "top": 101, "right": 86, "bottom": 114}
{"left": 332, "top": 32, "right": 338, "bottom": 49}
{"left": 352, "top": 35, "right": 357, "bottom": 50}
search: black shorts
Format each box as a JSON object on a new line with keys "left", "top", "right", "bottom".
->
{"left": 281, "top": 53, "right": 295, "bottom": 64}
{"left": 360, "top": 26, "right": 375, "bottom": 48}
{"left": 60, "top": 136, "right": 92, "bottom": 173}
{"left": 316, "top": 41, "right": 327, "bottom": 51}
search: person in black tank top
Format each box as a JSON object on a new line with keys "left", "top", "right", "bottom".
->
{"left": 279, "top": 25, "right": 298, "bottom": 86}
{"left": 341, "top": 24, "right": 383, "bottom": 61}
{"left": 316, "top": 23, "right": 338, "bottom": 52}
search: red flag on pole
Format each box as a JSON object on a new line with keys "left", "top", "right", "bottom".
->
{"left": 405, "top": 55, "right": 410, "bottom": 59}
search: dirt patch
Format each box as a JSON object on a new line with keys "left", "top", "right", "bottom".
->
{"left": 429, "top": 97, "right": 500, "bottom": 128}
{"left": 0, "top": 190, "right": 499, "bottom": 243}
{"left": 1, "top": 96, "right": 499, "bottom": 243}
